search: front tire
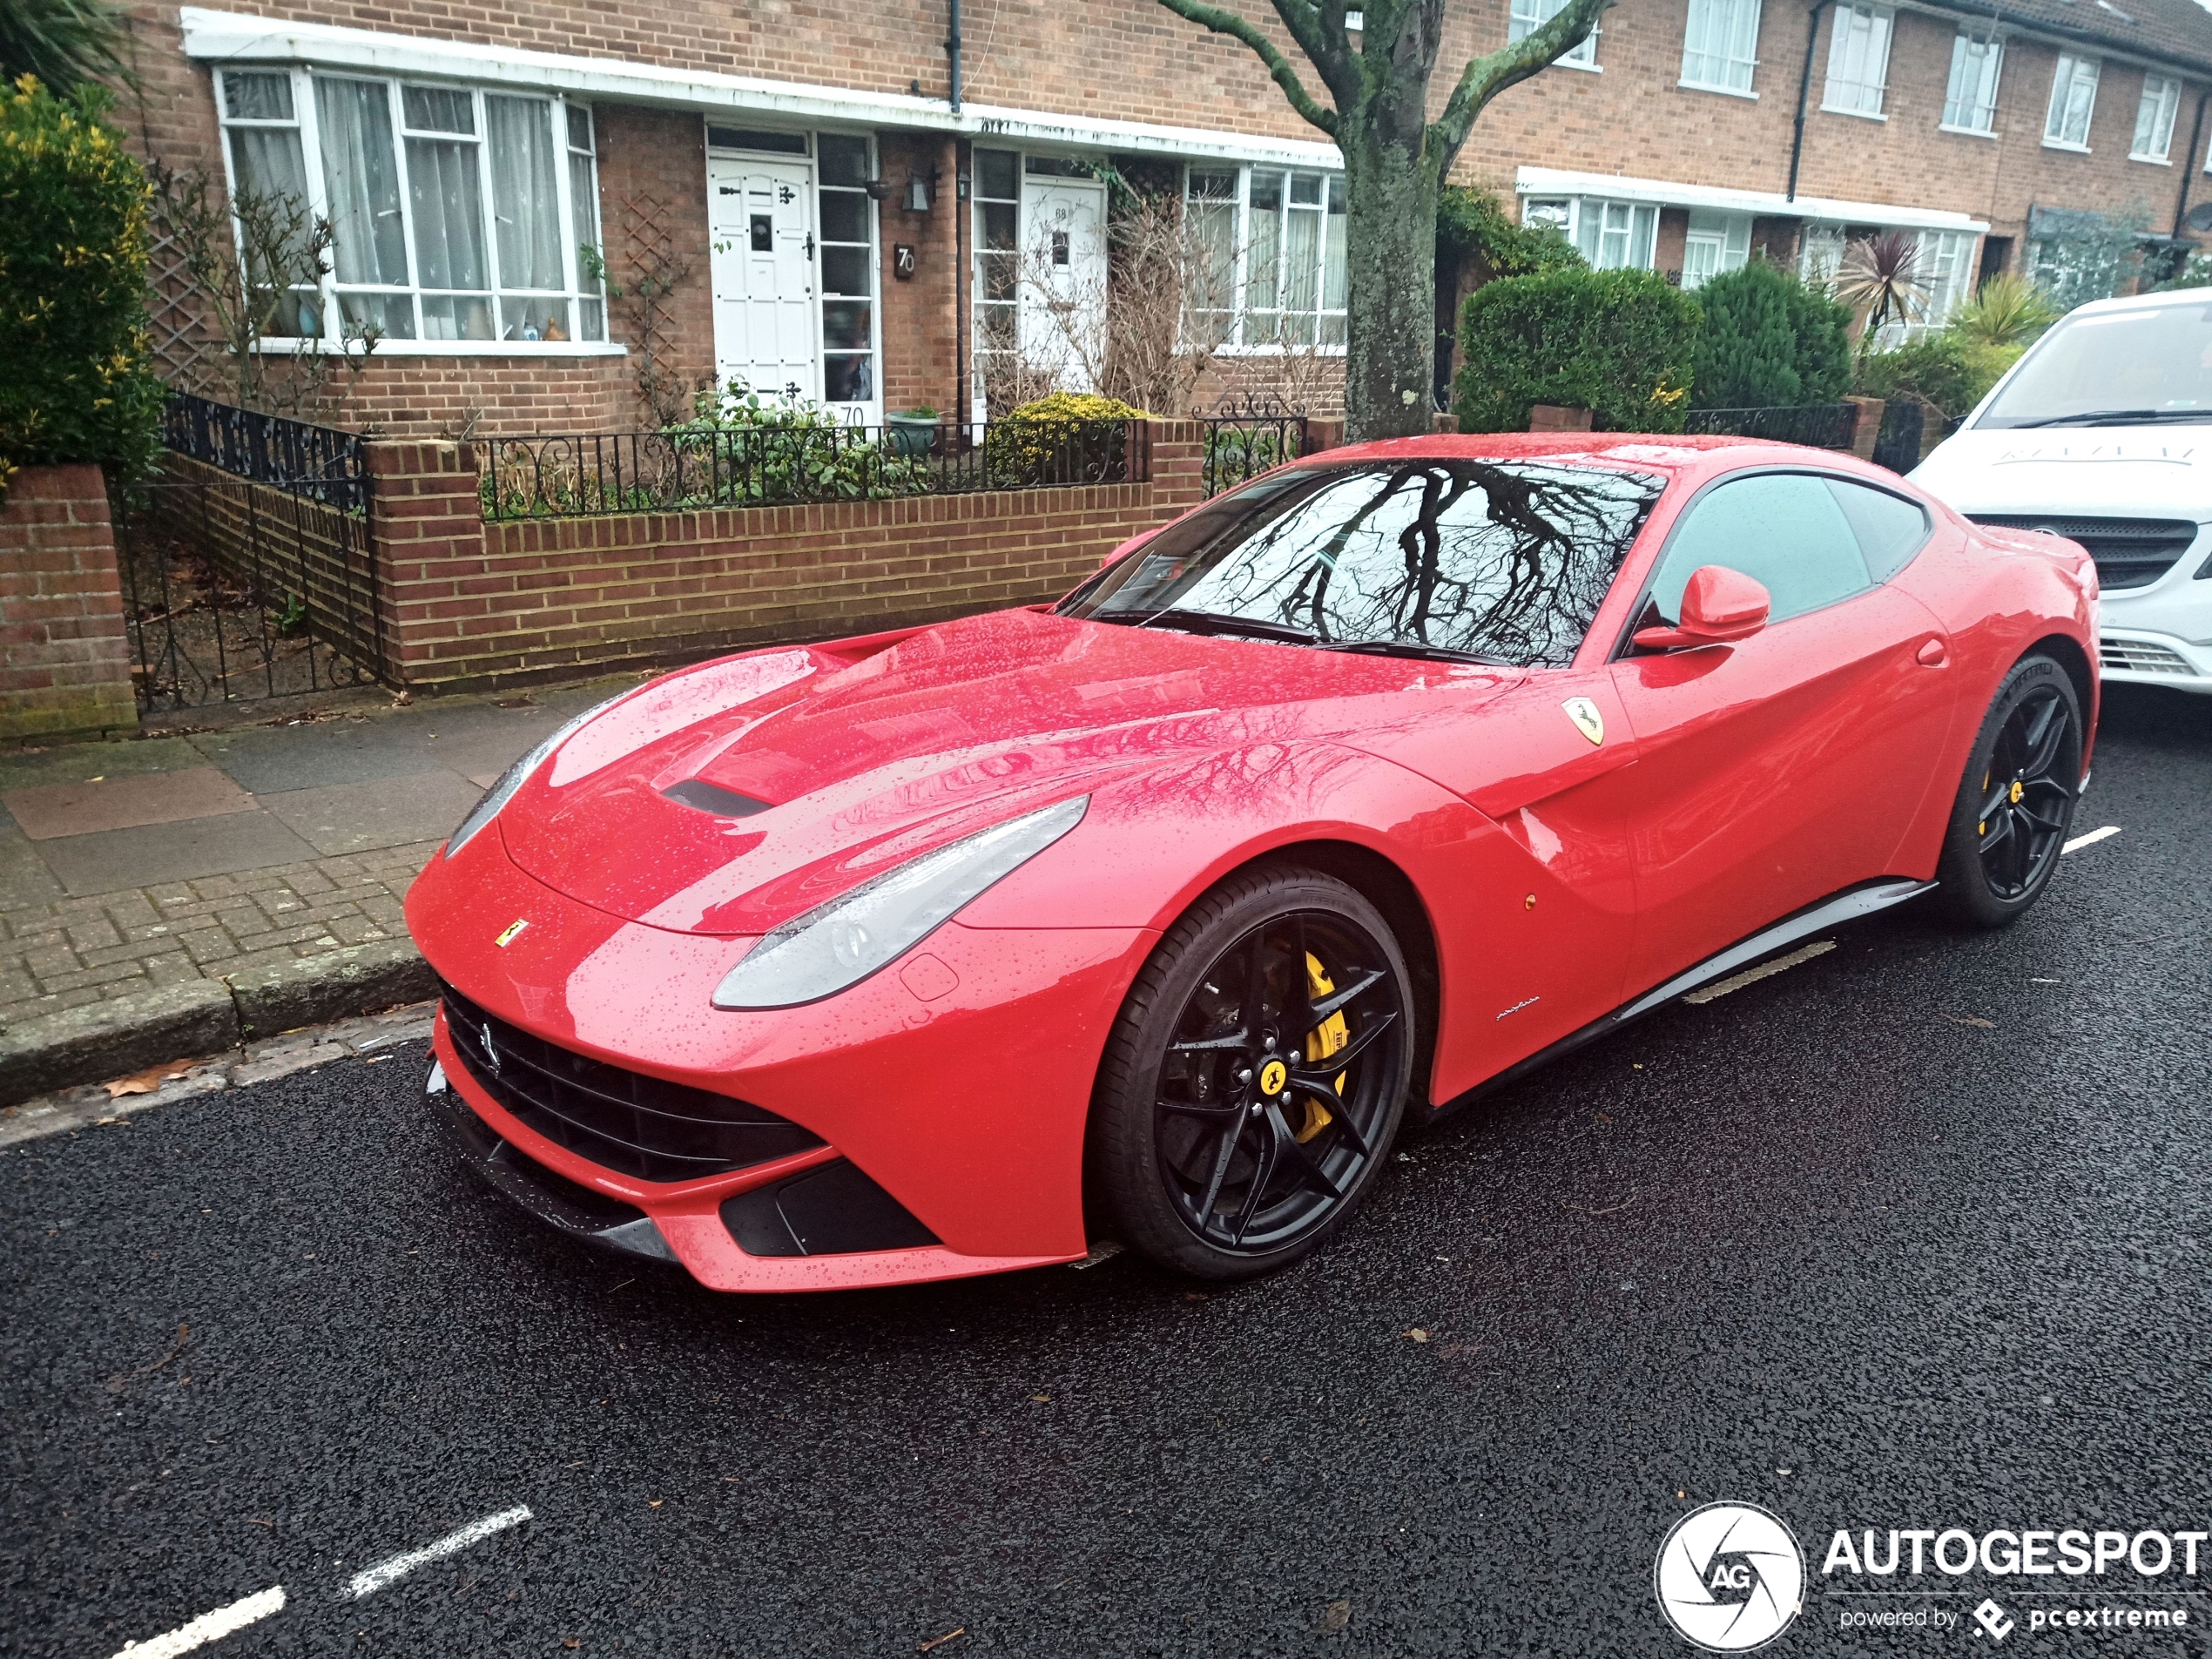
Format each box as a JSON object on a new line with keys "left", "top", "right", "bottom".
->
{"left": 1085, "top": 866, "right": 1415, "bottom": 1280}
{"left": 1932, "top": 652, "right": 2083, "bottom": 928}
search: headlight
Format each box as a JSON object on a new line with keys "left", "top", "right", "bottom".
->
{"left": 445, "top": 692, "right": 626, "bottom": 856}
{"left": 711, "top": 796, "right": 1089, "bottom": 1009}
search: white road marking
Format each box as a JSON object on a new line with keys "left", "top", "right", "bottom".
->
{"left": 110, "top": 1586, "right": 285, "bottom": 1657}
{"left": 1683, "top": 941, "right": 1836, "bottom": 1006}
{"left": 345, "top": 1506, "right": 532, "bottom": 1600}
{"left": 2063, "top": 825, "right": 2121, "bottom": 854}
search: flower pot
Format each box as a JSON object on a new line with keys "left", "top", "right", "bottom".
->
{"left": 886, "top": 415, "right": 939, "bottom": 458}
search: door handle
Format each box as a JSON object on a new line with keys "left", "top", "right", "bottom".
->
{"left": 1915, "top": 637, "right": 1947, "bottom": 667}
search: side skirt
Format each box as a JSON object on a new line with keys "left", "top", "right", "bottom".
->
{"left": 1421, "top": 877, "right": 1938, "bottom": 1124}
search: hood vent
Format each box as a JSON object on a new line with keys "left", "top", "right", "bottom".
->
{"left": 663, "top": 779, "right": 774, "bottom": 817}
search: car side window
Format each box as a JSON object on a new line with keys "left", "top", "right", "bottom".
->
{"left": 1824, "top": 477, "right": 1931, "bottom": 582}
{"left": 1643, "top": 472, "right": 1873, "bottom": 628}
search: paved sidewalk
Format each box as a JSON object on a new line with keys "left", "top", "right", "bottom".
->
{"left": 0, "top": 678, "right": 625, "bottom": 1041}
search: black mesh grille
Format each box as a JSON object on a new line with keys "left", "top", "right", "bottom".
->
{"left": 1967, "top": 514, "right": 2201, "bottom": 590}
{"left": 439, "top": 979, "right": 825, "bottom": 1183}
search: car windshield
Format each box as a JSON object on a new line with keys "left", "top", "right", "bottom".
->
{"left": 1977, "top": 300, "right": 2212, "bottom": 428}
{"left": 1057, "top": 458, "right": 1666, "bottom": 668}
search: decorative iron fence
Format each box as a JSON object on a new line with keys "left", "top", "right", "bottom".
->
{"left": 111, "top": 478, "right": 386, "bottom": 710}
{"left": 1202, "top": 396, "right": 1310, "bottom": 497}
{"left": 1682, "top": 403, "right": 1862, "bottom": 449}
{"left": 479, "top": 419, "right": 1146, "bottom": 521}
{"left": 1871, "top": 401, "right": 1954, "bottom": 474}
{"left": 161, "top": 390, "right": 368, "bottom": 512}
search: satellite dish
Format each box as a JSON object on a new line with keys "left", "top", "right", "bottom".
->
{"left": 2184, "top": 200, "right": 2212, "bottom": 233}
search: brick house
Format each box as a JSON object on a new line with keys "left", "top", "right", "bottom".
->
{"left": 120, "top": 0, "right": 2212, "bottom": 439}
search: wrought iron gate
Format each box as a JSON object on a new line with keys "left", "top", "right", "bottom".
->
{"left": 111, "top": 476, "right": 386, "bottom": 711}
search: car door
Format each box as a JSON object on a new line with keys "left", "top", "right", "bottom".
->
{"left": 1604, "top": 469, "right": 1957, "bottom": 995}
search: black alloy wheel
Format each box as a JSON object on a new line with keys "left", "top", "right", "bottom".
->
{"left": 1087, "top": 867, "right": 1415, "bottom": 1278}
{"left": 1935, "top": 652, "right": 2083, "bottom": 927}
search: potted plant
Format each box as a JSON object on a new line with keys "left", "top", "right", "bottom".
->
{"left": 887, "top": 405, "right": 940, "bottom": 457}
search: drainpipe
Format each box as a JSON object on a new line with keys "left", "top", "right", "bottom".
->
{"left": 1787, "top": 0, "right": 1832, "bottom": 202}
{"left": 947, "top": 0, "right": 962, "bottom": 113}
{"left": 2174, "top": 88, "right": 2207, "bottom": 238}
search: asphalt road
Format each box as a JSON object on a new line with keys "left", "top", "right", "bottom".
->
{"left": 5, "top": 684, "right": 2209, "bottom": 1659}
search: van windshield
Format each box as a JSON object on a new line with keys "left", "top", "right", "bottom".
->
{"left": 1978, "top": 301, "right": 2212, "bottom": 428}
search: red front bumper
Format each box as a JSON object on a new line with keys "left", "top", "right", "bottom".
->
{"left": 409, "top": 829, "right": 1154, "bottom": 1291}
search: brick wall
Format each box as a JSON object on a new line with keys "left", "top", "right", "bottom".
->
{"left": 364, "top": 420, "right": 1208, "bottom": 691}
{"left": 0, "top": 467, "right": 138, "bottom": 745}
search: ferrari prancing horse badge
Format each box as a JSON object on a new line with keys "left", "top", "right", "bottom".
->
{"left": 1561, "top": 697, "right": 1605, "bottom": 746}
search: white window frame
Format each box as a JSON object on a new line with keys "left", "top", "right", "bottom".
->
{"left": 2044, "top": 53, "right": 2100, "bottom": 151}
{"left": 2132, "top": 73, "right": 2182, "bottom": 164}
{"left": 1798, "top": 222, "right": 1848, "bottom": 287}
{"left": 1821, "top": 3, "right": 1892, "bottom": 119}
{"left": 1940, "top": 30, "right": 2003, "bottom": 136}
{"left": 1510, "top": 0, "right": 1600, "bottom": 71}
{"left": 1680, "top": 0, "right": 1764, "bottom": 97}
{"left": 1681, "top": 210, "right": 1752, "bottom": 289}
{"left": 813, "top": 132, "right": 883, "bottom": 417}
{"left": 214, "top": 65, "right": 615, "bottom": 356}
{"left": 1522, "top": 196, "right": 1659, "bottom": 271}
{"left": 1178, "top": 163, "right": 1347, "bottom": 354}
{"left": 1910, "top": 229, "right": 1978, "bottom": 335}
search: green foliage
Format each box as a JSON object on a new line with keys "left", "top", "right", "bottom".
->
{"left": 1435, "top": 185, "right": 1583, "bottom": 278}
{"left": 0, "top": 77, "right": 163, "bottom": 493}
{"left": 1453, "top": 267, "right": 1700, "bottom": 434}
{"left": 1851, "top": 333, "right": 2023, "bottom": 421}
{"left": 2027, "top": 206, "right": 2149, "bottom": 314}
{"left": 1688, "top": 261, "right": 1852, "bottom": 410}
{"left": 2148, "top": 253, "right": 2212, "bottom": 293}
{"left": 0, "top": 0, "right": 131, "bottom": 94}
{"left": 982, "top": 391, "right": 1147, "bottom": 484}
{"left": 1947, "top": 273, "right": 2058, "bottom": 347}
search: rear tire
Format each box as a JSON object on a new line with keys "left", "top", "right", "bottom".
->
{"left": 1085, "top": 866, "right": 1415, "bottom": 1281}
{"left": 1932, "top": 652, "right": 2083, "bottom": 928}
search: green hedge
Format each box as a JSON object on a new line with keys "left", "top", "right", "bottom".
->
{"left": 1453, "top": 268, "right": 1700, "bottom": 434}
{"left": 1435, "top": 185, "right": 1583, "bottom": 279}
{"left": 0, "top": 78, "right": 162, "bottom": 494}
{"left": 1852, "top": 334, "right": 2023, "bottom": 421}
{"left": 1688, "top": 261, "right": 1852, "bottom": 410}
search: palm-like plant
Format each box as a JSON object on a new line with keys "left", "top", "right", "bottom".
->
{"left": 1835, "top": 230, "right": 1928, "bottom": 343}
{"left": 1947, "top": 273, "right": 2059, "bottom": 347}
{"left": 0, "top": 0, "right": 132, "bottom": 92}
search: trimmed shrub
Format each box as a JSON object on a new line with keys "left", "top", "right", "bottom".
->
{"left": 1435, "top": 185, "right": 1583, "bottom": 279}
{"left": 1689, "top": 261, "right": 1852, "bottom": 409}
{"left": 0, "top": 77, "right": 162, "bottom": 492}
{"left": 984, "top": 391, "right": 1147, "bottom": 483}
{"left": 1453, "top": 268, "right": 1700, "bottom": 434}
{"left": 1853, "top": 334, "right": 2023, "bottom": 421}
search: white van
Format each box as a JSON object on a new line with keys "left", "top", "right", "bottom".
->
{"left": 1911, "top": 286, "right": 2212, "bottom": 694}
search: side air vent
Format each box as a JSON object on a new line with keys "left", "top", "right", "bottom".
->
{"left": 719, "top": 1159, "right": 940, "bottom": 1257}
{"left": 663, "top": 779, "right": 774, "bottom": 817}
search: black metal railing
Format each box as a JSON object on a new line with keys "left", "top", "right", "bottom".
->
{"left": 161, "top": 391, "right": 368, "bottom": 512}
{"left": 1683, "top": 403, "right": 1863, "bottom": 450}
{"left": 479, "top": 418, "right": 1145, "bottom": 521}
{"left": 1202, "top": 395, "right": 1310, "bottom": 497}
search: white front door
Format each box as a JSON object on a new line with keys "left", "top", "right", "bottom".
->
{"left": 1017, "top": 177, "right": 1108, "bottom": 394}
{"left": 708, "top": 156, "right": 818, "bottom": 405}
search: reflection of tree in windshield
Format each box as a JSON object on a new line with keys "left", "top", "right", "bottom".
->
{"left": 1082, "top": 461, "right": 1662, "bottom": 668}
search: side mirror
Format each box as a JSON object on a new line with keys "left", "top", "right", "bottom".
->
{"left": 1633, "top": 564, "right": 1771, "bottom": 651}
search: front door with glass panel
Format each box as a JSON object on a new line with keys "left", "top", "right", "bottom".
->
{"left": 707, "top": 155, "right": 818, "bottom": 405}
{"left": 1018, "top": 176, "right": 1108, "bottom": 393}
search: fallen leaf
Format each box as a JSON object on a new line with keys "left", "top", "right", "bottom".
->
{"left": 1029, "top": 1393, "right": 1051, "bottom": 1403}
{"left": 1319, "top": 1598, "right": 1352, "bottom": 1635}
{"left": 103, "top": 1059, "right": 194, "bottom": 1099}
{"left": 563, "top": 1642, "right": 580, "bottom": 1651}
{"left": 648, "top": 1499, "right": 663, "bottom": 1508}
{"left": 1404, "top": 1328, "right": 1430, "bottom": 1344}
{"left": 919, "top": 1630, "right": 966, "bottom": 1654}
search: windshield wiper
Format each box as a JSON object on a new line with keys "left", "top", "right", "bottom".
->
{"left": 2009, "top": 408, "right": 2212, "bottom": 428}
{"left": 1312, "top": 638, "right": 1512, "bottom": 666}
{"left": 1096, "top": 607, "right": 1319, "bottom": 644}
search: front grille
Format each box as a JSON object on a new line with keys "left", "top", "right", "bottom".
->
{"left": 2100, "top": 637, "right": 2198, "bottom": 677}
{"left": 439, "top": 980, "right": 825, "bottom": 1183}
{"left": 1967, "top": 514, "right": 2201, "bottom": 590}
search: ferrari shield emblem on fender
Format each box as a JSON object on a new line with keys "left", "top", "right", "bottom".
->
{"left": 495, "top": 918, "right": 529, "bottom": 948}
{"left": 1561, "top": 697, "right": 1605, "bottom": 746}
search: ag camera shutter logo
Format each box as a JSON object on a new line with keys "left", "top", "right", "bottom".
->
{"left": 1656, "top": 1502, "right": 1806, "bottom": 1651}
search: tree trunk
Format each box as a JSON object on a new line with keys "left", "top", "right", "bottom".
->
{"left": 1339, "top": 130, "right": 1438, "bottom": 443}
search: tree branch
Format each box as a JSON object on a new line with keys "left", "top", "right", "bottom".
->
{"left": 1153, "top": 0, "right": 1340, "bottom": 134}
{"left": 1429, "top": 0, "right": 1614, "bottom": 172}
{"left": 1284, "top": 0, "right": 1362, "bottom": 103}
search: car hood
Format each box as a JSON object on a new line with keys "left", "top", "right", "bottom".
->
{"left": 1913, "top": 426, "right": 2212, "bottom": 522}
{"left": 496, "top": 607, "right": 1521, "bottom": 935}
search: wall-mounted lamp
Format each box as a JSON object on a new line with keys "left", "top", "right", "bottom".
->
{"left": 903, "top": 174, "right": 933, "bottom": 212}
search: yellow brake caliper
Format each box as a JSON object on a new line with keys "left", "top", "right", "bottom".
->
{"left": 1298, "top": 952, "right": 1349, "bottom": 1143}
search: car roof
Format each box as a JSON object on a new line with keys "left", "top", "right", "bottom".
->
{"left": 2067, "top": 285, "right": 2209, "bottom": 317}
{"left": 1288, "top": 432, "right": 1905, "bottom": 487}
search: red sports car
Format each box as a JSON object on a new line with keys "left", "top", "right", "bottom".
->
{"left": 408, "top": 434, "right": 2098, "bottom": 1291}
